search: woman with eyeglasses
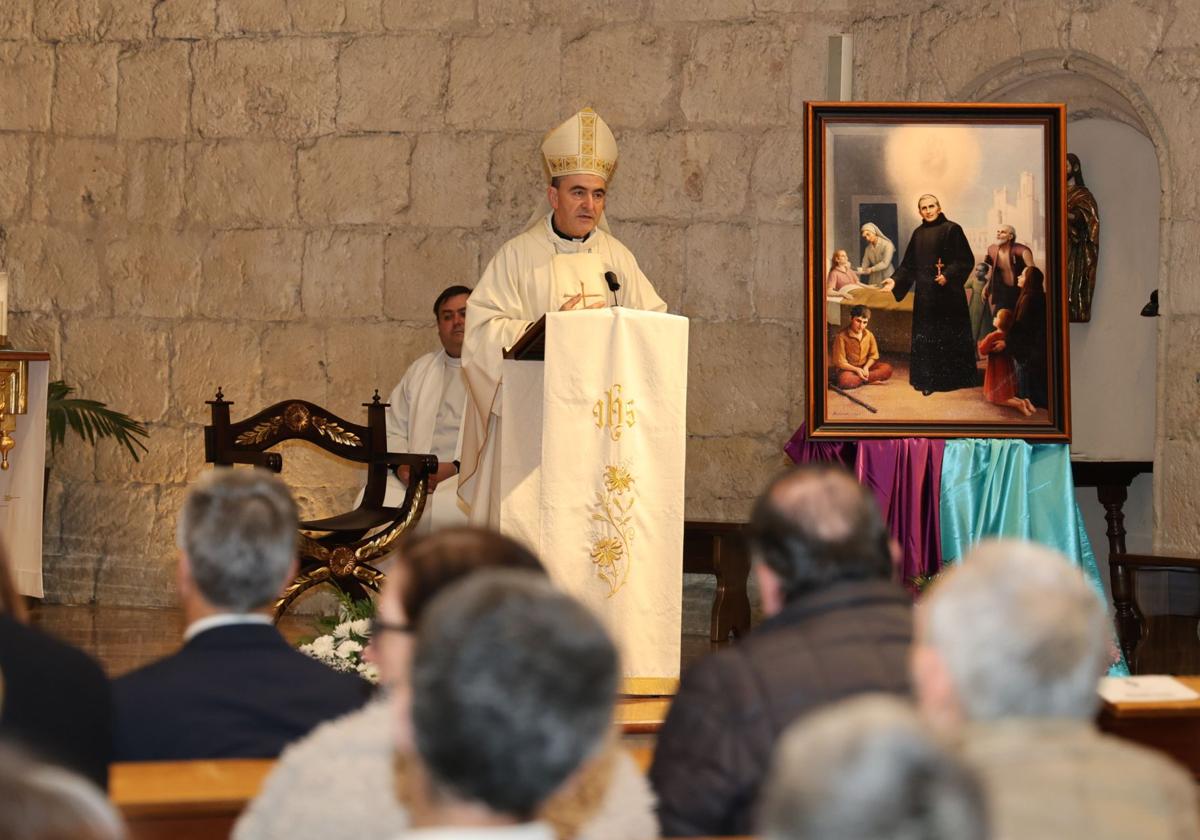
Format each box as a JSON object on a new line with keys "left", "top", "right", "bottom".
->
{"left": 234, "top": 526, "right": 658, "bottom": 840}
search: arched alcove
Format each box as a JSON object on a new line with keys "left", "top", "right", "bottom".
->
{"left": 958, "top": 53, "right": 1168, "bottom": 592}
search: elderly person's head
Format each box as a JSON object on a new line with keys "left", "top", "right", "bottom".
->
{"left": 749, "top": 464, "right": 893, "bottom": 614}
{"left": 371, "top": 527, "right": 543, "bottom": 702}
{"left": 406, "top": 569, "right": 618, "bottom": 827}
{"left": 759, "top": 695, "right": 987, "bottom": 840}
{"left": 176, "top": 469, "right": 298, "bottom": 616}
{"left": 911, "top": 540, "right": 1110, "bottom": 734}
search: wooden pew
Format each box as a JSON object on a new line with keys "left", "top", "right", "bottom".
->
{"left": 1098, "top": 675, "right": 1200, "bottom": 781}
{"left": 110, "top": 759, "right": 274, "bottom": 840}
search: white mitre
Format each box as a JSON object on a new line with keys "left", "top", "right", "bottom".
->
{"left": 541, "top": 106, "right": 618, "bottom": 183}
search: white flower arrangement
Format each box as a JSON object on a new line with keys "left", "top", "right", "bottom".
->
{"left": 298, "top": 594, "right": 379, "bottom": 683}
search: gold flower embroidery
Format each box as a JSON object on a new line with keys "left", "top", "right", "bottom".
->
{"left": 589, "top": 462, "right": 636, "bottom": 597}
{"left": 603, "top": 465, "right": 634, "bottom": 494}
{"left": 590, "top": 538, "right": 624, "bottom": 572}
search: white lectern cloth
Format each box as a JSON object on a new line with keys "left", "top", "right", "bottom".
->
{"left": 0, "top": 359, "right": 48, "bottom": 596}
{"left": 501, "top": 309, "right": 687, "bottom": 685}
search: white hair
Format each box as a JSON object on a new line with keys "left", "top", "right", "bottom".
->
{"left": 923, "top": 539, "right": 1110, "bottom": 721}
{"left": 759, "top": 695, "right": 987, "bottom": 840}
{"left": 176, "top": 468, "right": 298, "bottom": 611}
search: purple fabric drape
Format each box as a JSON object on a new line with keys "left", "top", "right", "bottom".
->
{"left": 784, "top": 424, "right": 945, "bottom": 595}
{"left": 854, "top": 438, "right": 945, "bottom": 591}
{"left": 783, "top": 424, "right": 855, "bottom": 468}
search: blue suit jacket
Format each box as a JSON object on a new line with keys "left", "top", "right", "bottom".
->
{"left": 112, "top": 623, "right": 370, "bottom": 762}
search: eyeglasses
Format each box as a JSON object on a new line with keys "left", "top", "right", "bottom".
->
{"left": 370, "top": 617, "right": 413, "bottom": 637}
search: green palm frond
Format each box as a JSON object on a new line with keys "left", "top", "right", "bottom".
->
{"left": 47, "top": 380, "right": 150, "bottom": 462}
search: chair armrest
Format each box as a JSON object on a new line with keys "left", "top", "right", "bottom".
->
{"left": 376, "top": 452, "right": 439, "bottom": 472}
{"left": 222, "top": 451, "right": 283, "bottom": 472}
{"left": 1111, "top": 553, "right": 1200, "bottom": 573}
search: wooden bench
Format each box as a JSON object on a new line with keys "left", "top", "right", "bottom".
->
{"left": 111, "top": 759, "right": 274, "bottom": 840}
{"left": 683, "top": 520, "right": 752, "bottom": 644}
{"left": 1098, "top": 675, "right": 1200, "bottom": 781}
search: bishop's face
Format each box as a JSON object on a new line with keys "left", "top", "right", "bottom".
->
{"left": 918, "top": 196, "right": 941, "bottom": 223}
{"left": 548, "top": 174, "right": 607, "bottom": 238}
{"left": 996, "top": 227, "right": 1014, "bottom": 244}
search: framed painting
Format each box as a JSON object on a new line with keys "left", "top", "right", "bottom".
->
{"left": 804, "top": 102, "right": 1070, "bottom": 441}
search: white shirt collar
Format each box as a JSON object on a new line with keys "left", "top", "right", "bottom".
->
{"left": 184, "top": 612, "right": 273, "bottom": 642}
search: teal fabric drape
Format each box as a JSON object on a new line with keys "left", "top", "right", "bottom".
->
{"left": 940, "top": 439, "right": 1129, "bottom": 676}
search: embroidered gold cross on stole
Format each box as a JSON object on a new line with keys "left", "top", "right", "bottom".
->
{"left": 562, "top": 280, "right": 604, "bottom": 310}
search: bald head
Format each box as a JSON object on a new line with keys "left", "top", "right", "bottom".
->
{"left": 749, "top": 465, "right": 892, "bottom": 602}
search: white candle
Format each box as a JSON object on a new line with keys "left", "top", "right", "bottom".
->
{"left": 0, "top": 270, "right": 7, "bottom": 338}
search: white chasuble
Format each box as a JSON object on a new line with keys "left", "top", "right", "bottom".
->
{"left": 459, "top": 213, "right": 667, "bottom": 524}
{"left": 501, "top": 309, "right": 687, "bottom": 688}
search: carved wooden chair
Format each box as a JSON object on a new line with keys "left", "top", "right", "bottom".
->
{"left": 204, "top": 388, "right": 437, "bottom": 620}
{"left": 1110, "top": 552, "right": 1200, "bottom": 674}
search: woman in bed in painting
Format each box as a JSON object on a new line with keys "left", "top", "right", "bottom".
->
{"left": 826, "top": 249, "right": 866, "bottom": 297}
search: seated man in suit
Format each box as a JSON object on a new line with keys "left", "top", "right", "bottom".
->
{"left": 398, "top": 569, "right": 619, "bottom": 838}
{"left": 912, "top": 540, "right": 1199, "bottom": 840}
{"left": 113, "top": 469, "right": 369, "bottom": 761}
{"left": 650, "top": 464, "right": 913, "bottom": 837}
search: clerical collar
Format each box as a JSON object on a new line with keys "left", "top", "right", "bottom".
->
{"left": 550, "top": 215, "right": 593, "bottom": 243}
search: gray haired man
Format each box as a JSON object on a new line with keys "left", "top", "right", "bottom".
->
{"left": 400, "top": 569, "right": 619, "bottom": 838}
{"left": 113, "top": 469, "right": 369, "bottom": 761}
{"left": 912, "top": 540, "right": 1198, "bottom": 840}
{"left": 759, "top": 694, "right": 987, "bottom": 840}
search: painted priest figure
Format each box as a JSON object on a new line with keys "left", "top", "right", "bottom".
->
{"left": 459, "top": 107, "right": 667, "bottom": 524}
{"left": 381, "top": 285, "right": 471, "bottom": 533}
{"left": 889, "top": 194, "right": 978, "bottom": 396}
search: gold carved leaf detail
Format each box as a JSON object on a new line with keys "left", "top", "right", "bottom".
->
{"left": 312, "top": 415, "right": 362, "bottom": 447}
{"left": 236, "top": 415, "right": 283, "bottom": 445}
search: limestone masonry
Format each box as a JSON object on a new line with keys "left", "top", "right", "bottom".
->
{"left": 4, "top": 0, "right": 1196, "bottom": 604}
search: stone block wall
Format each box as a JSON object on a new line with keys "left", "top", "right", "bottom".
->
{"left": 8, "top": 0, "right": 1196, "bottom": 606}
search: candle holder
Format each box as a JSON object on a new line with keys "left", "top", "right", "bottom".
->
{"left": 0, "top": 358, "right": 27, "bottom": 470}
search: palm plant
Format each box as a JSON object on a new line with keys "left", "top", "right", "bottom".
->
{"left": 47, "top": 380, "right": 149, "bottom": 461}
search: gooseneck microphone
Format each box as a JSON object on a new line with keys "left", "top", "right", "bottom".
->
{"left": 604, "top": 270, "right": 621, "bottom": 307}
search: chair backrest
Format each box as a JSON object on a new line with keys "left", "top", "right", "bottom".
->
{"left": 1110, "top": 552, "right": 1200, "bottom": 674}
{"left": 204, "top": 389, "right": 392, "bottom": 507}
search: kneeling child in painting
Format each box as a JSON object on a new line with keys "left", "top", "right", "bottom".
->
{"left": 978, "top": 308, "right": 1034, "bottom": 416}
{"left": 831, "top": 305, "right": 893, "bottom": 390}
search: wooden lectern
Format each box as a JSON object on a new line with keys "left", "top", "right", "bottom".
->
{"left": 497, "top": 309, "right": 688, "bottom": 692}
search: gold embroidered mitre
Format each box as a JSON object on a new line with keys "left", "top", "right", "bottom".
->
{"left": 541, "top": 107, "right": 618, "bottom": 183}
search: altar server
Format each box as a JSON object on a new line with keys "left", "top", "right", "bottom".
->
{"left": 381, "top": 285, "right": 471, "bottom": 533}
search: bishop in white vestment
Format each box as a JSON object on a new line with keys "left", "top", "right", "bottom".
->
{"left": 459, "top": 108, "right": 667, "bottom": 523}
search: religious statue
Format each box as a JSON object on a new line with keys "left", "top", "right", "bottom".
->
{"left": 1066, "top": 153, "right": 1100, "bottom": 322}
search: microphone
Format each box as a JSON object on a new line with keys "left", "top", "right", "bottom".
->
{"left": 604, "top": 270, "right": 621, "bottom": 307}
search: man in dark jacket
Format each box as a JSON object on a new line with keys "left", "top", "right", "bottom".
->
{"left": 649, "top": 464, "right": 912, "bottom": 837}
{"left": 113, "top": 469, "right": 369, "bottom": 761}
